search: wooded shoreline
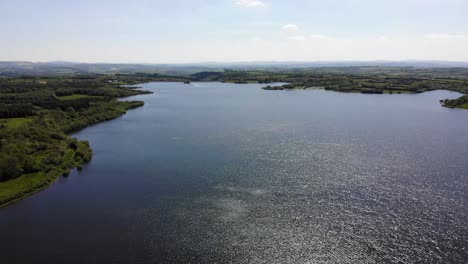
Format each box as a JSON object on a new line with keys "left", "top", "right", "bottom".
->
{"left": 0, "top": 75, "right": 154, "bottom": 208}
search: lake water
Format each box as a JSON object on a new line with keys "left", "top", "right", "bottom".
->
{"left": 1, "top": 82, "right": 467, "bottom": 263}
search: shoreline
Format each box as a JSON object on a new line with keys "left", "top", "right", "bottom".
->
{"left": 0, "top": 98, "right": 149, "bottom": 209}
{"left": 262, "top": 85, "right": 467, "bottom": 108}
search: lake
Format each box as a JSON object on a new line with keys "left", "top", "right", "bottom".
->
{"left": 1, "top": 82, "right": 467, "bottom": 263}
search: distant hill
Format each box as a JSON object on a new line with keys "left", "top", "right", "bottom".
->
{"left": 1, "top": 61, "right": 468, "bottom": 76}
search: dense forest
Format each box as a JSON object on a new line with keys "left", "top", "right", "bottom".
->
{"left": 0, "top": 75, "right": 154, "bottom": 207}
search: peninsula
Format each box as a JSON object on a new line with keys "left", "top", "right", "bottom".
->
{"left": 0, "top": 75, "right": 160, "bottom": 207}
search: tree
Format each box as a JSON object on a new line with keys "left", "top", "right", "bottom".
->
{"left": 0, "top": 156, "right": 24, "bottom": 181}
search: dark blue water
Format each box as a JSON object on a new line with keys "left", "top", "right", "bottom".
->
{"left": 1, "top": 82, "right": 467, "bottom": 263}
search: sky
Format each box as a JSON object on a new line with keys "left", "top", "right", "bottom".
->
{"left": 1, "top": 0, "right": 468, "bottom": 63}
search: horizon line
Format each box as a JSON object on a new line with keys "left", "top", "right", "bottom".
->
{"left": 2, "top": 59, "right": 468, "bottom": 65}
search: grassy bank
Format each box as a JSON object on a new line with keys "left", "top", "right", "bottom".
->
{"left": 0, "top": 172, "right": 57, "bottom": 207}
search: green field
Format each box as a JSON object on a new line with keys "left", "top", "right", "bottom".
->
{"left": 0, "top": 117, "right": 32, "bottom": 128}
{"left": 459, "top": 103, "right": 468, "bottom": 109}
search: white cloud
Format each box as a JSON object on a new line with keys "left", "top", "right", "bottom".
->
{"left": 236, "top": 0, "right": 266, "bottom": 8}
{"left": 424, "top": 33, "right": 468, "bottom": 40}
{"left": 281, "top": 24, "right": 300, "bottom": 33}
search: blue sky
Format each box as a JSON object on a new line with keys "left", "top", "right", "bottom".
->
{"left": 1, "top": 0, "right": 467, "bottom": 62}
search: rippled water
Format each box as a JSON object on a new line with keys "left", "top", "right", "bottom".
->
{"left": 1, "top": 83, "right": 467, "bottom": 263}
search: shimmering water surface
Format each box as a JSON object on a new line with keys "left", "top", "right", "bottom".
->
{"left": 1, "top": 82, "right": 467, "bottom": 263}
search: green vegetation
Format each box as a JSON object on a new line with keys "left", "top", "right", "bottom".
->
{"left": 0, "top": 117, "right": 32, "bottom": 128}
{"left": 188, "top": 67, "right": 468, "bottom": 106}
{"left": 0, "top": 172, "right": 56, "bottom": 207}
{"left": 383, "top": 90, "right": 415, "bottom": 94}
{"left": 0, "top": 75, "right": 153, "bottom": 208}
{"left": 441, "top": 95, "right": 468, "bottom": 109}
